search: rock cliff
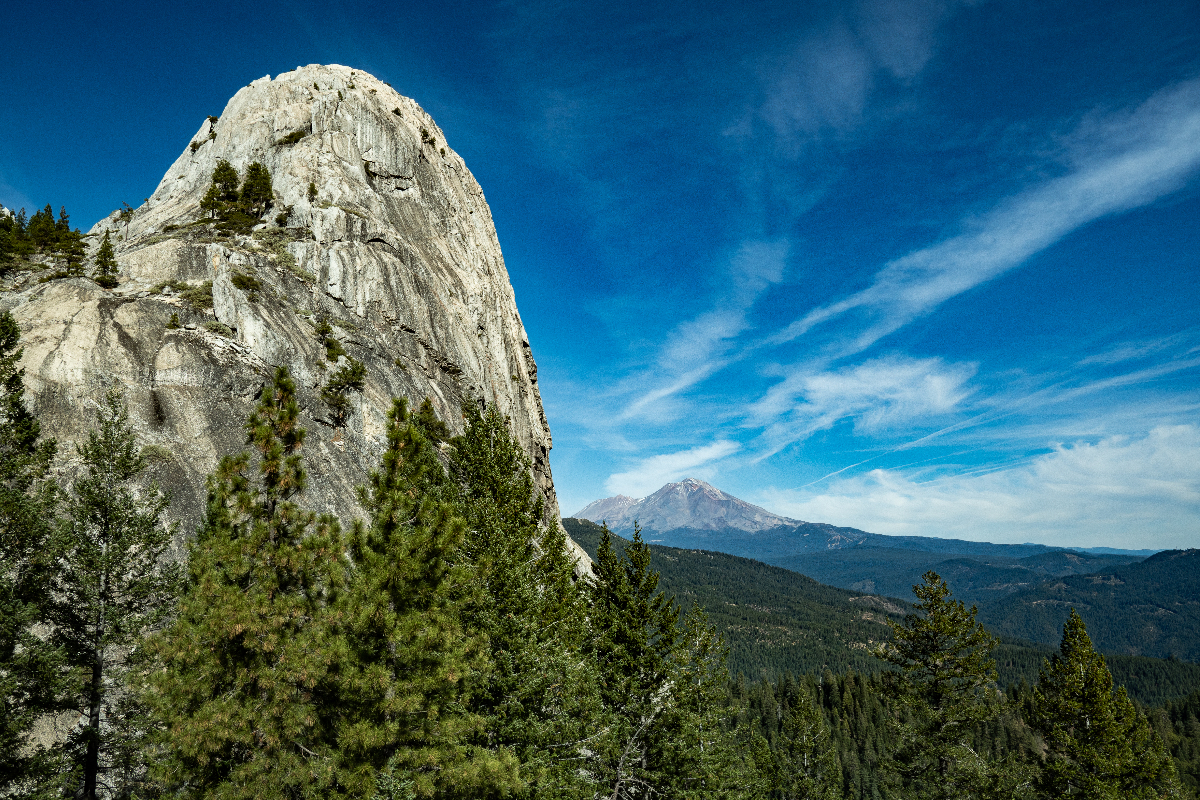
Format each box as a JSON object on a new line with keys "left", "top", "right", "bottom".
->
{"left": 0, "top": 64, "right": 585, "bottom": 565}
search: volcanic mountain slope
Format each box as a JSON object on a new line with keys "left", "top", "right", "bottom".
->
{"left": 574, "top": 479, "right": 1149, "bottom": 603}
{"left": 573, "top": 478, "right": 1058, "bottom": 557}
{"left": 0, "top": 64, "right": 583, "bottom": 564}
{"left": 574, "top": 477, "right": 797, "bottom": 533}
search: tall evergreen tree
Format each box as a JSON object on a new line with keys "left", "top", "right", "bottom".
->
{"left": 340, "top": 397, "right": 519, "bottom": 799}
{"left": 48, "top": 388, "right": 178, "bottom": 800}
{"left": 199, "top": 183, "right": 222, "bottom": 219}
{"left": 0, "top": 310, "right": 64, "bottom": 799}
{"left": 26, "top": 205, "right": 55, "bottom": 251}
{"left": 148, "top": 367, "right": 347, "bottom": 800}
{"left": 587, "top": 523, "right": 682, "bottom": 799}
{"left": 447, "top": 402, "right": 600, "bottom": 797}
{"left": 650, "top": 602, "right": 751, "bottom": 799}
{"left": 212, "top": 159, "right": 241, "bottom": 204}
{"left": 239, "top": 161, "right": 273, "bottom": 217}
{"left": 93, "top": 230, "right": 118, "bottom": 289}
{"left": 1031, "top": 609, "right": 1183, "bottom": 799}
{"left": 874, "top": 572, "right": 1005, "bottom": 800}
{"left": 54, "top": 206, "right": 71, "bottom": 244}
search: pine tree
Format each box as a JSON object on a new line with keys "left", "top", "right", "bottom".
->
{"left": 59, "top": 231, "right": 87, "bottom": 277}
{"left": 239, "top": 161, "right": 273, "bottom": 217}
{"left": 587, "top": 523, "right": 682, "bottom": 799}
{"left": 340, "top": 397, "right": 519, "bottom": 799}
{"left": 0, "top": 209, "right": 33, "bottom": 274}
{"left": 751, "top": 672, "right": 842, "bottom": 800}
{"left": 874, "top": 571, "right": 1003, "bottom": 800}
{"left": 0, "top": 310, "right": 64, "bottom": 798}
{"left": 650, "top": 602, "right": 751, "bottom": 799}
{"left": 93, "top": 230, "right": 118, "bottom": 289}
{"left": 54, "top": 206, "right": 71, "bottom": 245}
{"left": 321, "top": 357, "right": 367, "bottom": 431}
{"left": 147, "top": 367, "right": 347, "bottom": 800}
{"left": 47, "top": 388, "right": 179, "bottom": 800}
{"left": 200, "top": 183, "right": 222, "bottom": 219}
{"left": 1031, "top": 609, "right": 1183, "bottom": 799}
{"left": 26, "top": 205, "right": 55, "bottom": 251}
{"left": 415, "top": 397, "right": 449, "bottom": 444}
{"left": 447, "top": 402, "right": 600, "bottom": 797}
{"left": 212, "top": 159, "right": 241, "bottom": 204}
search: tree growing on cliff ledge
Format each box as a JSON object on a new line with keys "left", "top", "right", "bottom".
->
{"left": 200, "top": 159, "right": 272, "bottom": 234}
{"left": 93, "top": 230, "right": 118, "bottom": 289}
{"left": 321, "top": 357, "right": 367, "bottom": 431}
{"left": 239, "top": 161, "right": 273, "bottom": 217}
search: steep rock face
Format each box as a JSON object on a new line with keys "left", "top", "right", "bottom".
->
{"left": 0, "top": 64, "right": 585, "bottom": 565}
{"left": 573, "top": 477, "right": 798, "bottom": 533}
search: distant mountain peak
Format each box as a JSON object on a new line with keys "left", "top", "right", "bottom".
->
{"left": 572, "top": 478, "right": 801, "bottom": 533}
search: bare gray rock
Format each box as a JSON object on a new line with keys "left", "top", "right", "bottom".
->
{"left": 1, "top": 64, "right": 587, "bottom": 569}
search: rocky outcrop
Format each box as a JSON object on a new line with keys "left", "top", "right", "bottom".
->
{"left": 1, "top": 64, "right": 586, "bottom": 567}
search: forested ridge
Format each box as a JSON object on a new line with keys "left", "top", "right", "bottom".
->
{"left": 564, "top": 518, "right": 1200, "bottom": 707}
{"left": 977, "top": 549, "right": 1200, "bottom": 661}
{"left": 2, "top": 305, "right": 1196, "bottom": 799}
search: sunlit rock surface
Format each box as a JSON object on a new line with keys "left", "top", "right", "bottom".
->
{"left": 1, "top": 64, "right": 585, "bottom": 567}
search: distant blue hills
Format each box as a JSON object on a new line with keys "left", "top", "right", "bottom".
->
{"left": 572, "top": 478, "right": 1193, "bottom": 660}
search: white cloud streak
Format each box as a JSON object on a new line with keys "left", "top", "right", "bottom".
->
{"left": 751, "top": 355, "right": 977, "bottom": 457}
{"left": 737, "top": 79, "right": 1200, "bottom": 458}
{"left": 605, "top": 440, "right": 741, "bottom": 498}
{"left": 770, "top": 78, "right": 1200, "bottom": 356}
{"left": 618, "top": 238, "right": 788, "bottom": 420}
{"left": 755, "top": 425, "right": 1200, "bottom": 549}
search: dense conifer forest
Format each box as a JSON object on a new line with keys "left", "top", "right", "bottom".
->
{"left": 565, "top": 518, "right": 1200, "bottom": 707}
{"left": 2, "top": 307, "right": 1197, "bottom": 798}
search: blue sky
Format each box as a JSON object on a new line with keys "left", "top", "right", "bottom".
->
{"left": 3, "top": 0, "right": 1198, "bottom": 549}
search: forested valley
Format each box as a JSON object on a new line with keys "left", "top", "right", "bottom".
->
{"left": 2, "top": 306, "right": 1197, "bottom": 799}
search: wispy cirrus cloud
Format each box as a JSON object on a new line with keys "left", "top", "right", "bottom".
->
{"left": 768, "top": 78, "right": 1200, "bottom": 358}
{"left": 592, "top": 78, "right": 1200, "bottom": 494}
{"left": 728, "top": 78, "right": 1200, "bottom": 461}
{"left": 754, "top": 425, "right": 1200, "bottom": 549}
{"left": 604, "top": 440, "right": 742, "bottom": 498}
{"left": 750, "top": 355, "right": 977, "bottom": 456}
{"left": 618, "top": 238, "right": 788, "bottom": 421}
{"left": 1076, "top": 334, "right": 1194, "bottom": 367}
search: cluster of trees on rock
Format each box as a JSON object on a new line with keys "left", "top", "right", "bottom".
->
{"left": 0, "top": 204, "right": 88, "bottom": 277}
{"left": 201, "top": 159, "right": 275, "bottom": 233}
{"left": 0, "top": 305, "right": 1191, "bottom": 799}
{"left": 0, "top": 203, "right": 120, "bottom": 289}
